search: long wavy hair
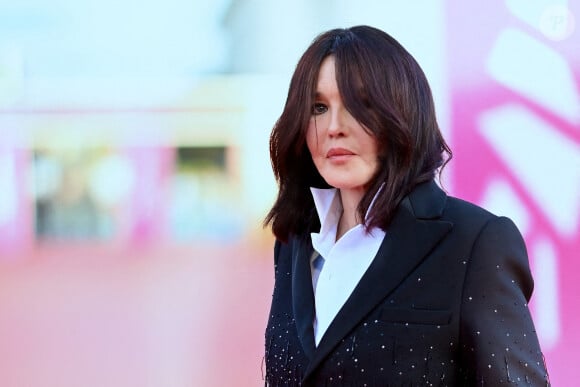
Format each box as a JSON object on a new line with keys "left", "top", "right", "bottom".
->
{"left": 264, "top": 25, "right": 452, "bottom": 242}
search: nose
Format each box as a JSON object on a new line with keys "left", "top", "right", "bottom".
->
{"left": 327, "top": 107, "right": 349, "bottom": 137}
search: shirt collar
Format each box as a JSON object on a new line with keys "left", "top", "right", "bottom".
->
{"left": 310, "top": 187, "right": 342, "bottom": 239}
{"left": 309, "top": 185, "right": 384, "bottom": 259}
{"left": 310, "top": 184, "right": 384, "bottom": 229}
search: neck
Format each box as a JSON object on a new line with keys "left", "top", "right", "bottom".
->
{"left": 336, "top": 188, "right": 365, "bottom": 240}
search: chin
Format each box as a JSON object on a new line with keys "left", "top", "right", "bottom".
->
{"left": 318, "top": 169, "right": 374, "bottom": 192}
{"left": 325, "top": 180, "right": 367, "bottom": 192}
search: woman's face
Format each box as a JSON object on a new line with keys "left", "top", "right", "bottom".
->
{"left": 306, "top": 56, "right": 379, "bottom": 194}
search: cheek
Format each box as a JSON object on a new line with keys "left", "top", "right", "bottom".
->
{"left": 364, "top": 141, "right": 381, "bottom": 174}
{"left": 362, "top": 135, "right": 379, "bottom": 160}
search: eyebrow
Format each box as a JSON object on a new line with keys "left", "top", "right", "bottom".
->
{"left": 314, "top": 90, "right": 330, "bottom": 100}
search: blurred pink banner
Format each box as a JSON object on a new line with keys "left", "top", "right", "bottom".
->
{"left": 447, "top": 2, "right": 580, "bottom": 385}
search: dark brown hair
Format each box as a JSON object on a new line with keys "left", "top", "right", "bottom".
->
{"left": 264, "top": 25, "right": 452, "bottom": 242}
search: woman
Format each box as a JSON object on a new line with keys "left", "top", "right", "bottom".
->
{"left": 263, "top": 25, "right": 549, "bottom": 386}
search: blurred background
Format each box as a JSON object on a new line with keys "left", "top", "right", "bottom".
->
{"left": 0, "top": 0, "right": 578, "bottom": 386}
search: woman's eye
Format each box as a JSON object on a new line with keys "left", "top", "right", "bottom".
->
{"left": 312, "top": 103, "right": 327, "bottom": 115}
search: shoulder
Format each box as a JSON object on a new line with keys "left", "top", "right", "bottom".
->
{"left": 443, "top": 195, "right": 525, "bottom": 243}
{"left": 408, "top": 181, "right": 499, "bottom": 230}
{"left": 407, "top": 180, "right": 495, "bottom": 224}
{"left": 444, "top": 194, "right": 494, "bottom": 221}
{"left": 441, "top": 194, "right": 513, "bottom": 238}
{"left": 444, "top": 195, "right": 527, "bottom": 250}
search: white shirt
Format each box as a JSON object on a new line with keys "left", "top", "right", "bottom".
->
{"left": 310, "top": 187, "right": 386, "bottom": 346}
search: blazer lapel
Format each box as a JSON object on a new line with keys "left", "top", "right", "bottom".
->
{"left": 303, "top": 181, "right": 453, "bottom": 380}
{"left": 291, "top": 237, "right": 317, "bottom": 360}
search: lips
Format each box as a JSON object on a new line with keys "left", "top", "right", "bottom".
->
{"left": 326, "top": 147, "right": 355, "bottom": 158}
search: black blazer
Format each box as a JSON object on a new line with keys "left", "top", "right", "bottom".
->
{"left": 264, "top": 181, "right": 549, "bottom": 386}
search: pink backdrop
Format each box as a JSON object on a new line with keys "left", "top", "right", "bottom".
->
{"left": 448, "top": 2, "right": 580, "bottom": 385}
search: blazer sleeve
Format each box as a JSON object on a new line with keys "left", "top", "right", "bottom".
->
{"left": 459, "top": 216, "right": 550, "bottom": 385}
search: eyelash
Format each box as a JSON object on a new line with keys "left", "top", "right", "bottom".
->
{"left": 312, "top": 102, "right": 327, "bottom": 115}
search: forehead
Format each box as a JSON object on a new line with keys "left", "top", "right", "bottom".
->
{"left": 315, "top": 56, "right": 338, "bottom": 94}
